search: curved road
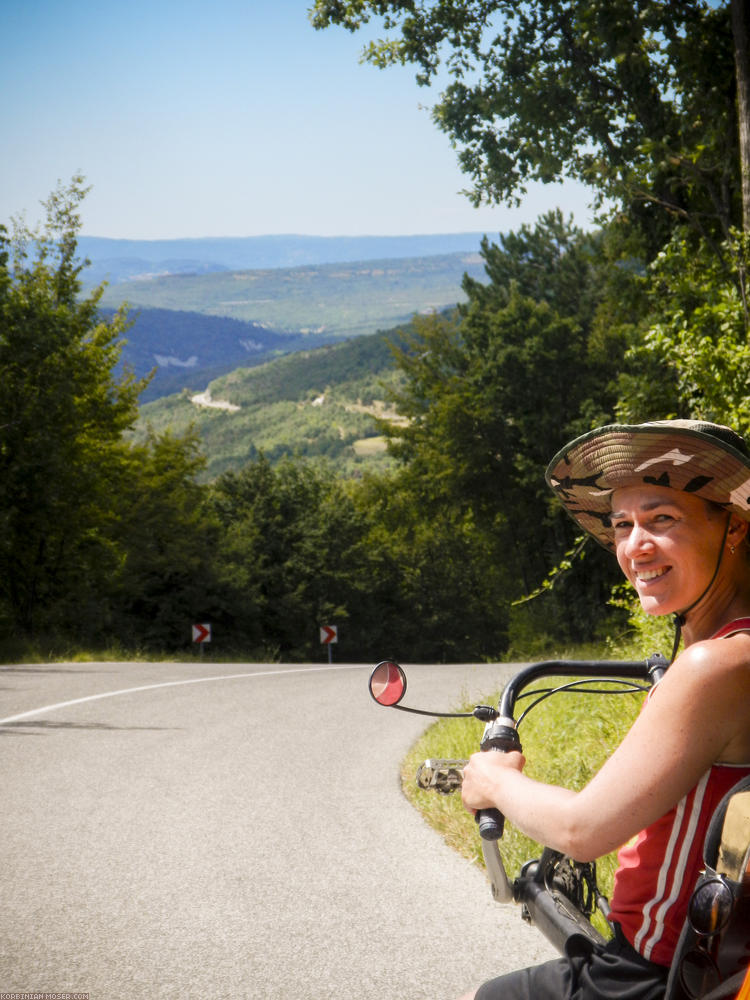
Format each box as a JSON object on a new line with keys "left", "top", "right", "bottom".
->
{"left": 0, "top": 660, "right": 557, "bottom": 999}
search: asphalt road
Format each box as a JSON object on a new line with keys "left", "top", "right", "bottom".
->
{"left": 0, "top": 660, "right": 557, "bottom": 999}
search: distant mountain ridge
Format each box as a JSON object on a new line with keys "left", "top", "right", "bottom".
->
{"left": 99, "top": 251, "right": 486, "bottom": 344}
{"left": 79, "top": 232, "right": 490, "bottom": 285}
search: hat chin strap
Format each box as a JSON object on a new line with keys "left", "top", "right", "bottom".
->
{"left": 669, "top": 515, "right": 731, "bottom": 664}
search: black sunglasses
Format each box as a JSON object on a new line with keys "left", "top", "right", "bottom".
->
{"left": 679, "top": 873, "right": 739, "bottom": 999}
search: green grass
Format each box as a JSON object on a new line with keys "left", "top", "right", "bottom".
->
{"left": 400, "top": 652, "right": 650, "bottom": 938}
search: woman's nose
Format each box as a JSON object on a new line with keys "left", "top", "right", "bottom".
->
{"left": 622, "top": 521, "right": 653, "bottom": 557}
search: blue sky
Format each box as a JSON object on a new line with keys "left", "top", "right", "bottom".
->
{"left": 2, "top": 0, "right": 595, "bottom": 239}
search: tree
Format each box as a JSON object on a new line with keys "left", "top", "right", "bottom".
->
{"left": 616, "top": 231, "right": 750, "bottom": 432}
{"left": 210, "top": 457, "right": 378, "bottom": 659}
{"left": 107, "top": 430, "right": 222, "bottom": 651}
{"left": 352, "top": 469, "right": 513, "bottom": 660}
{"left": 312, "top": 1, "right": 743, "bottom": 253}
{"left": 0, "top": 177, "right": 220, "bottom": 654}
{"left": 732, "top": 0, "right": 750, "bottom": 233}
{"left": 0, "top": 177, "right": 147, "bottom": 637}
{"left": 378, "top": 215, "right": 624, "bottom": 639}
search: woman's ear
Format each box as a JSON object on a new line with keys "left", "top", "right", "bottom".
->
{"left": 727, "top": 516, "right": 749, "bottom": 547}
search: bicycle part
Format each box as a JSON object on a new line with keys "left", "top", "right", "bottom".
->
{"left": 416, "top": 758, "right": 467, "bottom": 793}
{"left": 477, "top": 717, "right": 522, "bottom": 841}
{"left": 482, "top": 838, "right": 514, "bottom": 903}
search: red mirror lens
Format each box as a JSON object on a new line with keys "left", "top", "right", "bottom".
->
{"left": 369, "top": 661, "right": 406, "bottom": 706}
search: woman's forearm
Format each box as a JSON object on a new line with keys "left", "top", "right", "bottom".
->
{"left": 462, "top": 755, "right": 623, "bottom": 861}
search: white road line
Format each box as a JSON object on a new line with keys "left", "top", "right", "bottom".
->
{"left": 0, "top": 664, "right": 366, "bottom": 726}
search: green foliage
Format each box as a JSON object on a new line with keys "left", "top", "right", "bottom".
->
{"left": 105, "top": 431, "right": 222, "bottom": 650}
{"left": 616, "top": 231, "right": 750, "bottom": 431}
{"left": 208, "top": 457, "right": 380, "bottom": 660}
{"left": 353, "top": 469, "right": 513, "bottom": 661}
{"left": 0, "top": 177, "right": 146, "bottom": 636}
{"left": 380, "top": 214, "right": 625, "bottom": 641}
{"left": 606, "top": 584, "right": 675, "bottom": 661}
{"left": 205, "top": 457, "right": 513, "bottom": 663}
{"left": 5, "top": 180, "right": 598, "bottom": 662}
{"left": 0, "top": 178, "right": 235, "bottom": 657}
{"left": 312, "top": 1, "right": 739, "bottom": 252}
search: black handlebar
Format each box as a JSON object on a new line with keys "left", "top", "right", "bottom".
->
{"left": 497, "top": 658, "right": 664, "bottom": 718}
{"left": 477, "top": 808, "right": 506, "bottom": 840}
{"left": 476, "top": 720, "right": 523, "bottom": 840}
{"left": 371, "top": 653, "right": 669, "bottom": 843}
{"left": 476, "top": 654, "right": 669, "bottom": 841}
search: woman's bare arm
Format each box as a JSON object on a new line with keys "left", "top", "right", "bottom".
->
{"left": 460, "top": 635, "right": 750, "bottom": 860}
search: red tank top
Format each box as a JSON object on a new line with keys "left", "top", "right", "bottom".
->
{"left": 607, "top": 618, "right": 750, "bottom": 967}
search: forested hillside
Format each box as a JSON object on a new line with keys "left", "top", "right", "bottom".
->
{"left": 110, "top": 249, "right": 484, "bottom": 403}
{"left": 135, "top": 330, "right": 404, "bottom": 478}
{"left": 113, "top": 307, "right": 296, "bottom": 402}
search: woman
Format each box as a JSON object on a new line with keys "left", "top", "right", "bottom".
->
{"left": 459, "top": 420, "right": 750, "bottom": 1000}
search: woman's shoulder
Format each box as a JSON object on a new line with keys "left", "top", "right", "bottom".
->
{"left": 644, "top": 635, "right": 749, "bottom": 725}
{"left": 670, "top": 633, "right": 750, "bottom": 764}
{"left": 685, "top": 626, "right": 750, "bottom": 660}
{"left": 672, "top": 630, "right": 750, "bottom": 684}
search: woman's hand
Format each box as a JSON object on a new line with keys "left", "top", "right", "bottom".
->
{"left": 461, "top": 749, "right": 526, "bottom": 814}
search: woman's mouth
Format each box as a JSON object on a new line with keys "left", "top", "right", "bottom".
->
{"left": 635, "top": 566, "right": 669, "bottom": 582}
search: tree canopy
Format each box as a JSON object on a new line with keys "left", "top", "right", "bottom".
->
{"left": 0, "top": 178, "right": 219, "bottom": 650}
{"left": 0, "top": 178, "right": 143, "bottom": 635}
{"left": 311, "top": 1, "right": 745, "bottom": 253}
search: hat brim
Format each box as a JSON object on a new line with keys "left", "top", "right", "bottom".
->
{"left": 546, "top": 423, "right": 750, "bottom": 550}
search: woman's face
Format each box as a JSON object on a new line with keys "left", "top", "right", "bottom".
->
{"left": 610, "top": 484, "right": 729, "bottom": 617}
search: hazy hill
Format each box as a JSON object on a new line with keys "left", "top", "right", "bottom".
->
{"left": 80, "top": 232, "right": 489, "bottom": 285}
{"left": 100, "top": 251, "right": 486, "bottom": 340}
{"left": 134, "top": 328, "right": 408, "bottom": 480}
{"left": 113, "top": 307, "right": 313, "bottom": 403}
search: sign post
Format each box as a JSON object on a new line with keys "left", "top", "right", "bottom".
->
{"left": 320, "top": 624, "right": 338, "bottom": 663}
{"left": 192, "top": 623, "right": 212, "bottom": 656}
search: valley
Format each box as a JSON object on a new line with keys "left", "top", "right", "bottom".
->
{"left": 103, "top": 250, "right": 484, "bottom": 338}
{"left": 133, "top": 328, "right": 410, "bottom": 480}
{"left": 108, "top": 238, "right": 483, "bottom": 477}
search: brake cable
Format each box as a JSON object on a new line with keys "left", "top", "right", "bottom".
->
{"left": 514, "top": 677, "right": 651, "bottom": 728}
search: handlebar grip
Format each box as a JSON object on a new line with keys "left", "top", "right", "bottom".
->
{"left": 476, "top": 720, "right": 521, "bottom": 841}
{"left": 477, "top": 807, "right": 505, "bottom": 840}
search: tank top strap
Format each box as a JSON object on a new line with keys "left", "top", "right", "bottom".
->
{"left": 711, "top": 617, "right": 750, "bottom": 639}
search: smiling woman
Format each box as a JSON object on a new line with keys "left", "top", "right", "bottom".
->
{"left": 610, "top": 487, "right": 737, "bottom": 628}
{"left": 547, "top": 420, "right": 750, "bottom": 658}
{"left": 456, "top": 420, "right": 750, "bottom": 1000}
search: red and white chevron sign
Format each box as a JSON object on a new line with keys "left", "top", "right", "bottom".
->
{"left": 319, "top": 625, "right": 338, "bottom": 645}
{"left": 192, "top": 623, "right": 212, "bottom": 644}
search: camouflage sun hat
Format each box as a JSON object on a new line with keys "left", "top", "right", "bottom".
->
{"left": 546, "top": 420, "right": 750, "bottom": 551}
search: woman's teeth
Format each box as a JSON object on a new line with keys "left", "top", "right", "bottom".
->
{"left": 636, "top": 567, "right": 668, "bottom": 581}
